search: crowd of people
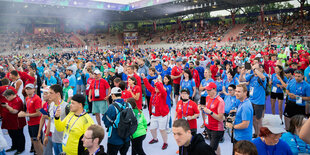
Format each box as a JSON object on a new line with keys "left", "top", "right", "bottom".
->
{"left": 0, "top": 39, "right": 309, "bottom": 155}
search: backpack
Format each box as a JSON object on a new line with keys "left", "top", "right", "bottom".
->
{"left": 112, "top": 102, "right": 138, "bottom": 139}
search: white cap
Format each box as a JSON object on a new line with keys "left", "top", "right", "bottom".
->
{"left": 42, "top": 86, "right": 49, "bottom": 92}
{"left": 111, "top": 87, "right": 122, "bottom": 95}
{"left": 25, "top": 84, "right": 35, "bottom": 89}
{"left": 163, "top": 62, "right": 169, "bottom": 66}
{"left": 263, "top": 115, "right": 286, "bottom": 134}
{"left": 94, "top": 70, "right": 102, "bottom": 75}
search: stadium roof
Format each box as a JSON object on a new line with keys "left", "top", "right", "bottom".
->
{"left": 0, "top": 0, "right": 293, "bottom": 22}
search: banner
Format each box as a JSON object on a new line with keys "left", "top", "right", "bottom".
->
{"left": 123, "top": 22, "right": 138, "bottom": 32}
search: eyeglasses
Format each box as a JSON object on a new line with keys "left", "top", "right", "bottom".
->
{"left": 83, "top": 136, "right": 93, "bottom": 140}
{"left": 228, "top": 89, "right": 233, "bottom": 91}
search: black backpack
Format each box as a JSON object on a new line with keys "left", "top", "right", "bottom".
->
{"left": 112, "top": 102, "right": 138, "bottom": 139}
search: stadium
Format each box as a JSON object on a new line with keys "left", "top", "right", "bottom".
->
{"left": 0, "top": 0, "right": 310, "bottom": 154}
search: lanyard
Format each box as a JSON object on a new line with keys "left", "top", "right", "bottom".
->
{"left": 208, "top": 98, "right": 216, "bottom": 110}
{"left": 53, "top": 100, "right": 63, "bottom": 116}
{"left": 95, "top": 79, "right": 101, "bottom": 90}
{"left": 293, "top": 135, "right": 309, "bottom": 152}
{"left": 181, "top": 136, "right": 194, "bottom": 155}
{"left": 93, "top": 147, "right": 100, "bottom": 155}
{"left": 181, "top": 101, "right": 190, "bottom": 117}
{"left": 176, "top": 65, "right": 182, "bottom": 72}
{"left": 27, "top": 94, "right": 35, "bottom": 109}
{"left": 295, "top": 82, "right": 303, "bottom": 96}
{"left": 66, "top": 111, "right": 85, "bottom": 133}
{"left": 263, "top": 138, "right": 276, "bottom": 155}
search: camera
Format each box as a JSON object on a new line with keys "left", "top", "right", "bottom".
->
{"left": 226, "top": 111, "right": 236, "bottom": 123}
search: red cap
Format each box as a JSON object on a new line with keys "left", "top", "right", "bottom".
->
{"left": 205, "top": 82, "right": 217, "bottom": 90}
{"left": 63, "top": 79, "right": 69, "bottom": 83}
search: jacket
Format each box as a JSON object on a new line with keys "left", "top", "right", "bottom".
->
{"left": 143, "top": 78, "right": 169, "bottom": 117}
{"left": 179, "top": 134, "right": 215, "bottom": 155}
{"left": 83, "top": 145, "right": 107, "bottom": 155}
{"left": 131, "top": 109, "right": 147, "bottom": 139}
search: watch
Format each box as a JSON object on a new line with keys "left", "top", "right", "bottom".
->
{"left": 210, "top": 111, "right": 214, "bottom": 115}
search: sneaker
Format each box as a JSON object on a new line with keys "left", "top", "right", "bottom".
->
{"left": 149, "top": 139, "right": 159, "bottom": 144}
{"left": 14, "top": 150, "right": 24, "bottom": 155}
{"left": 162, "top": 143, "right": 168, "bottom": 150}
{"left": 6, "top": 148, "right": 16, "bottom": 152}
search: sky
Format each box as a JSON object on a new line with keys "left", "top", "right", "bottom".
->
{"left": 209, "top": 0, "right": 305, "bottom": 17}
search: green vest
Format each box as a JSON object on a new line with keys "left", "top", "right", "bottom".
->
{"left": 63, "top": 86, "right": 73, "bottom": 103}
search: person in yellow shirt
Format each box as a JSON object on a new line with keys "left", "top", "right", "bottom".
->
{"left": 54, "top": 94, "right": 94, "bottom": 155}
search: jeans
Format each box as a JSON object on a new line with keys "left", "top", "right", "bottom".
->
{"left": 131, "top": 135, "right": 146, "bottom": 155}
{"left": 53, "top": 143, "right": 62, "bottom": 155}
{"left": 43, "top": 135, "right": 53, "bottom": 155}
{"left": 8, "top": 128, "right": 25, "bottom": 152}
{"left": 107, "top": 141, "right": 130, "bottom": 155}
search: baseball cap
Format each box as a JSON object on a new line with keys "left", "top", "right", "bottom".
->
{"left": 109, "top": 68, "right": 116, "bottom": 73}
{"left": 66, "top": 66, "right": 73, "bottom": 71}
{"left": 63, "top": 79, "right": 69, "bottom": 83}
{"left": 163, "top": 62, "right": 169, "bottom": 66}
{"left": 25, "top": 84, "right": 35, "bottom": 89}
{"left": 42, "top": 86, "right": 50, "bottom": 92}
{"left": 284, "top": 68, "right": 294, "bottom": 74}
{"left": 94, "top": 70, "right": 101, "bottom": 75}
{"left": 111, "top": 87, "right": 122, "bottom": 95}
{"left": 262, "top": 115, "right": 286, "bottom": 134}
{"left": 205, "top": 82, "right": 217, "bottom": 90}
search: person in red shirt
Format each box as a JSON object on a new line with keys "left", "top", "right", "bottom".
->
{"left": 126, "top": 65, "right": 142, "bottom": 88}
{"left": 210, "top": 60, "right": 220, "bottom": 80}
{"left": 267, "top": 54, "right": 277, "bottom": 75}
{"left": 88, "top": 70, "right": 111, "bottom": 126}
{"left": 171, "top": 58, "right": 184, "bottom": 104}
{"left": 0, "top": 78, "right": 17, "bottom": 117}
{"left": 174, "top": 88, "right": 200, "bottom": 135}
{"left": 127, "top": 77, "right": 142, "bottom": 110}
{"left": 1, "top": 89, "right": 26, "bottom": 154}
{"left": 287, "top": 52, "right": 299, "bottom": 67}
{"left": 201, "top": 82, "right": 225, "bottom": 155}
{"left": 18, "top": 83, "right": 43, "bottom": 155}
{"left": 299, "top": 55, "right": 309, "bottom": 71}
{"left": 119, "top": 81, "right": 132, "bottom": 101}
{"left": 142, "top": 73, "right": 169, "bottom": 150}
{"left": 85, "top": 71, "right": 95, "bottom": 113}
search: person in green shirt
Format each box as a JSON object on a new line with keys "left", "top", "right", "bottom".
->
{"left": 127, "top": 98, "right": 147, "bottom": 155}
{"left": 63, "top": 79, "right": 73, "bottom": 104}
{"left": 277, "top": 50, "right": 287, "bottom": 67}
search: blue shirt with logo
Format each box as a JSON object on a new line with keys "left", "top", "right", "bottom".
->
{"left": 180, "top": 79, "right": 196, "bottom": 97}
{"left": 245, "top": 74, "right": 267, "bottom": 105}
{"left": 271, "top": 73, "right": 287, "bottom": 94}
{"left": 286, "top": 80, "right": 310, "bottom": 106}
{"left": 200, "top": 78, "right": 214, "bottom": 97}
{"left": 234, "top": 99, "right": 253, "bottom": 141}
{"left": 224, "top": 95, "right": 237, "bottom": 114}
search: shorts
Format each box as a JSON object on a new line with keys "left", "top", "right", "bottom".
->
{"left": 205, "top": 127, "right": 224, "bottom": 151}
{"left": 270, "top": 92, "right": 284, "bottom": 100}
{"left": 92, "top": 100, "right": 108, "bottom": 114}
{"left": 200, "top": 96, "right": 206, "bottom": 105}
{"left": 252, "top": 103, "right": 264, "bottom": 120}
{"left": 173, "top": 84, "right": 180, "bottom": 96}
{"left": 28, "top": 124, "right": 41, "bottom": 139}
{"left": 284, "top": 100, "right": 306, "bottom": 118}
{"left": 149, "top": 115, "right": 168, "bottom": 130}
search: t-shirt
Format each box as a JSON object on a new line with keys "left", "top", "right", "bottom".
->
{"left": 304, "top": 66, "right": 310, "bottom": 84}
{"left": 176, "top": 100, "right": 200, "bottom": 129}
{"left": 200, "top": 78, "right": 214, "bottom": 97}
{"left": 245, "top": 74, "right": 267, "bottom": 105}
{"left": 130, "top": 85, "right": 142, "bottom": 110}
{"left": 180, "top": 79, "right": 196, "bottom": 97}
{"left": 271, "top": 74, "right": 288, "bottom": 94}
{"left": 49, "top": 100, "right": 68, "bottom": 143}
{"left": 1, "top": 96, "right": 26, "bottom": 130}
{"left": 204, "top": 96, "right": 224, "bottom": 131}
{"left": 286, "top": 80, "right": 310, "bottom": 106}
{"left": 54, "top": 112, "right": 94, "bottom": 155}
{"left": 281, "top": 132, "right": 310, "bottom": 155}
{"left": 278, "top": 53, "right": 287, "bottom": 64}
{"left": 223, "top": 95, "right": 237, "bottom": 114}
{"left": 121, "top": 90, "right": 132, "bottom": 101}
{"left": 68, "top": 74, "right": 77, "bottom": 95}
{"left": 26, "top": 94, "right": 42, "bottom": 126}
{"left": 252, "top": 138, "right": 293, "bottom": 155}
{"left": 89, "top": 78, "right": 110, "bottom": 101}
{"left": 234, "top": 99, "right": 253, "bottom": 141}
{"left": 171, "top": 65, "right": 183, "bottom": 84}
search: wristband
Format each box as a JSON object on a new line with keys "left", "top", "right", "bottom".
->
{"left": 210, "top": 111, "right": 214, "bottom": 115}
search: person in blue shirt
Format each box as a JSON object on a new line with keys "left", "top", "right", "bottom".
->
{"left": 240, "top": 63, "right": 266, "bottom": 138}
{"left": 214, "top": 74, "right": 224, "bottom": 99}
{"left": 224, "top": 84, "right": 237, "bottom": 115}
{"left": 44, "top": 70, "right": 57, "bottom": 86}
{"left": 103, "top": 87, "right": 131, "bottom": 155}
{"left": 76, "top": 68, "right": 85, "bottom": 95}
{"left": 252, "top": 116, "right": 293, "bottom": 155}
{"left": 226, "top": 84, "right": 253, "bottom": 142}
{"left": 281, "top": 115, "right": 310, "bottom": 155}
{"left": 163, "top": 75, "right": 173, "bottom": 129}
{"left": 194, "top": 61, "right": 204, "bottom": 83}
{"left": 155, "top": 59, "right": 163, "bottom": 75}
{"left": 270, "top": 65, "right": 287, "bottom": 124}
{"left": 66, "top": 67, "right": 77, "bottom": 95}
{"left": 180, "top": 69, "right": 196, "bottom": 99}
{"left": 284, "top": 70, "right": 310, "bottom": 130}
{"left": 222, "top": 71, "right": 239, "bottom": 97}
{"left": 161, "top": 62, "right": 171, "bottom": 78}
{"left": 304, "top": 63, "right": 310, "bottom": 84}
{"left": 199, "top": 69, "right": 214, "bottom": 128}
